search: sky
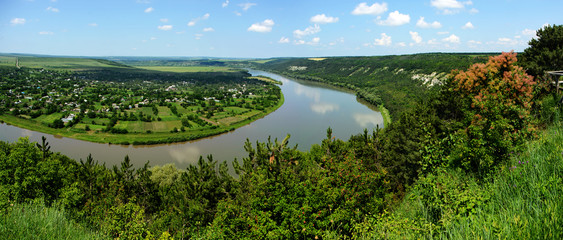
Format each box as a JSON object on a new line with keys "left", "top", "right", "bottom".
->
{"left": 0, "top": 0, "right": 561, "bottom": 58}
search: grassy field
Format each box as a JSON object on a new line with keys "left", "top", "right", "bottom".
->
{"left": 0, "top": 56, "right": 17, "bottom": 66}
{"left": 354, "top": 121, "right": 563, "bottom": 239}
{"left": 0, "top": 92, "right": 284, "bottom": 145}
{"left": 138, "top": 66, "right": 237, "bottom": 72}
{"left": 0, "top": 201, "right": 107, "bottom": 240}
{"left": 0, "top": 55, "right": 129, "bottom": 70}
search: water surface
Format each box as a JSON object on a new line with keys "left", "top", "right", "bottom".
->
{"left": 0, "top": 70, "right": 383, "bottom": 169}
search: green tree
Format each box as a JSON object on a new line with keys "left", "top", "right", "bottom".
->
{"left": 520, "top": 24, "right": 563, "bottom": 78}
{"left": 447, "top": 52, "right": 536, "bottom": 175}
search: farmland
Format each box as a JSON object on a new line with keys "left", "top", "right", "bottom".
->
{"left": 0, "top": 55, "right": 283, "bottom": 144}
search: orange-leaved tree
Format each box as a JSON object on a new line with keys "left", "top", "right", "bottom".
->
{"left": 447, "top": 51, "right": 536, "bottom": 175}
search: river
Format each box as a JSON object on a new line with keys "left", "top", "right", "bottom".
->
{"left": 0, "top": 70, "right": 383, "bottom": 170}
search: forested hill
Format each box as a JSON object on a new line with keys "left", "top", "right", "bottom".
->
{"left": 254, "top": 53, "right": 494, "bottom": 118}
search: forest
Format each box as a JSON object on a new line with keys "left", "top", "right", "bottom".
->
{"left": 251, "top": 53, "right": 496, "bottom": 119}
{"left": 0, "top": 25, "right": 562, "bottom": 239}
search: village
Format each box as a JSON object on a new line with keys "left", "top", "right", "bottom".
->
{"left": 0, "top": 67, "right": 281, "bottom": 139}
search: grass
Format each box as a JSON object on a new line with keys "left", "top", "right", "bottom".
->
{"left": 438, "top": 122, "right": 563, "bottom": 239}
{"left": 378, "top": 104, "right": 392, "bottom": 127}
{"left": 137, "top": 66, "right": 237, "bottom": 72}
{"left": 353, "top": 118, "right": 563, "bottom": 239}
{"left": 0, "top": 92, "right": 285, "bottom": 145}
{"left": 0, "top": 201, "right": 107, "bottom": 240}
{"left": 0, "top": 56, "right": 17, "bottom": 66}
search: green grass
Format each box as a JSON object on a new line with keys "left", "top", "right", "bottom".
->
{"left": 439, "top": 122, "right": 563, "bottom": 239}
{"left": 353, "top": 120, "right": 563, "bottom": 239}
{"left": 0, "top": 56, "right": 17, "bottom": 66}
{"left": 138, "top": 66, "right": 237, "bottom": 72}
{"left": 378, "top": 104, "right": 392, "bottom": 127}
{"left": 0, "top": 201, "right": 107, "bottom": 240}
{"left": 0, "top": 88, "right": 284, "bottom": 145}
{"left": 11, "top": 56, "right": 125, "bottom": 70}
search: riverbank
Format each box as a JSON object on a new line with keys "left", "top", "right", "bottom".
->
{"left": 254, "top": 69, "right": 392, "bottom": 126}
{"left": 0, "top": 92, "right": 284, "bottom": 145}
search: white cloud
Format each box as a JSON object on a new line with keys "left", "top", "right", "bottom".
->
{"left": 188, "top": 13, "right": 210, "bottom": 27}
{"left": 311, "top": 14, "right": 339, "bottom": 24}
{"left": 10, "top": 18, "right": 26, "bottom": 25}
{"left": 377, "top": 11, "right": 410, "bottom": 26}
{"left": 240, "top": 3, "right": 256, "bottom": 11}
{"left": 397, "top": 42, "right": 406, "bottom": 47}
{"left": 468, "top": 40, "right": 481, "bottom": 44}
{"left": 431, "top": 0, "right": 472, "bottom": 14}
{"left": 416, "top": 17, "right": 441, "bottom": 28}
{"left": 144, "top": 7, "right": 154, "bottom": 13}
{"left": 248, "top": 19, "right": 274, "bottom": 33}
{"left": 222, "top": 0, "right": 229, "bottom": 8}
{"left": 160, "top": 18, "right": 168, "bottom": 23}
{"left": 442, "top": 34, "right": 460, "bottom": 43}
{"left": 158, "top": 25, "right": 173, "bottom": 31}
{"left": 279, "top": 37, "right": 290, "bottom": 43}
{"left": 437, "top": 31, "right": 449, "bottom": 35}
{"left": 294, "top": 25, "right": 321, "bottom": 38}
{"left": 428, "top": 39, "right": 439, "bottom": 45}
{"left": 462, "top": 22, "right": 474, "bottom": 29}
{"left": 150, "top": 37, "right": 157, "bottom": 40}
{"left": 409, "top": 31, "right": 422, "bottom": 43}
{"left": 352, "top": 2, "right": 388, "bottom": 15}
{"left": 195, "top": 33, "right": 204, "bottom": 40}
{"left": 39, "top": 31, "right": 54, "bottom": 35}
{"left": 294, "top": 38, "right": 321, "bottom": 46}
{"left": 310, "top": 37, "right": 320, "bottom": 45}
{"left": 329, "top": 37, "right": 345, "bottom": 46}
{"left": 469, "top": 8, "right": 479, "bottom": 14}
{"left": 497, "top": 37, "right": 517, "bottom": 45}
{"left": 374, "top": 33, "right": 392, "bottom": 46}
{"left": 203, "top": 27, "right": 214, "bottom": 32}
{"left": 431, "top": 0, "right": 465, "bottom": 9}
{"left": 522, "top": 28, "right": 536, "bottom": 37}
{"left": 88, "top": 23, "right": 98, "bottom": 27}
{"left": 46, "top": 6, "right": 59, "bottom": 12}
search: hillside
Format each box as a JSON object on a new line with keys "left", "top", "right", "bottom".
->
{"left": 254, "top": 53, "right": 495, "bottom": 118}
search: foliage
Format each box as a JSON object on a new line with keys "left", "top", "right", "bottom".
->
{"left": 520, "top": 24, "right": 563, "bottom": 78}
{"left": 256, "top": 53, "right": 491, "bottom": 118}
{"left": 0, "top": 51, "right": 560, "bottom": 239}
{"left": 445, "top": 52, "right": 536, "bottom": 175}
{"left": 439, "top": 122, "right": 563, "bottom": 239}
{"left": 0, "top": 64, "right": 282, "bottom": 144}
{"left": 0, "top": 201, "right": 107, "bottom": 240}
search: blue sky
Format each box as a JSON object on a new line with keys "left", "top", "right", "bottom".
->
{"left": 0, "top": 0, "right": 560, "bottom": 58}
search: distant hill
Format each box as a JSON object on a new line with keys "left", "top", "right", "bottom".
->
{"left": 255, "top": 53, "right": 496, "bottom": 118}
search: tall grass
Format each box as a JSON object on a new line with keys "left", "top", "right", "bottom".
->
{"left": 440, "top": 122, "right": 563, "bottom": 239}
{"left": 0, "top": 201, "right": 107, "bottom": 240}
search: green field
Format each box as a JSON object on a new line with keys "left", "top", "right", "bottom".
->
{"left": 138, "top": 66, "right": 237, "bottom": 72}
{"left": 5, "top": 56, "right": 130, "bottom": 70}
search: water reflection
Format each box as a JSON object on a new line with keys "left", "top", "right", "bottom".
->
{"left": 169, "top": 146, "right": 201, "bottom": 164}
{"left": 0, "top": 70, "right": 383, "bottom": 171}
{"left": 311, "top": 103, "right": 340, "bottom": 114}
{"left": 294, "top": 84, "right": 321, "bottom": 102}
{"left": 353, "top": 113, "right": 382, "bottom": 128}
{"left": 22, "top": 129, "right": 33, "bottom": 137}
